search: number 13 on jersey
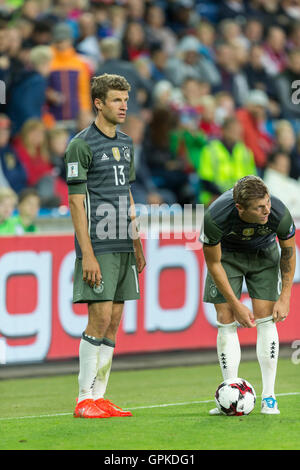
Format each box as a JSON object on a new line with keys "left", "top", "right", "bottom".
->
{"left": 113, "top": 165, "right": 125, "bottom": 186}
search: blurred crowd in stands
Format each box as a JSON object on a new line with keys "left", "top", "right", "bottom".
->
{"left": 1, "top": 0, "right": 300, "bottom": 235}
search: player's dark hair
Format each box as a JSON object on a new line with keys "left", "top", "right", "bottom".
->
{"left": 233, "top": 175, "right": 269, "bottom": 208}
{"left": 91, "top": 74, "right": 131, "bottom": 106}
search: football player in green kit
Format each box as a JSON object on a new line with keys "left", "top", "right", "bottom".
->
{"left": 65, "top": 74, "right": 146, "bottom": 418}
{"left": 202, "top": 176, "right": 296, "bottom": 415}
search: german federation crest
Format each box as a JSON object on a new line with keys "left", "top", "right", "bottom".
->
{"left": 93, "top": 280, "right": 104, "bottom": 294}
{"left": 257, "top": 227, "right": 273, "bottom": 235}
{"left": 123, "top": 146, "right": 131, "bottom": 162}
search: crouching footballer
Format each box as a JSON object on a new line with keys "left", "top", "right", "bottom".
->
{"left": 202, "top": 176, "right": 296, "bottom": 415}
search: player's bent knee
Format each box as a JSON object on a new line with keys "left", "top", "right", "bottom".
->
{"left": 215, "top": 304, "right": 235, "bottom": 325}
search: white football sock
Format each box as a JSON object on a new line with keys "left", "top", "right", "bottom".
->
{"left": 92, "top": 338, "right": 115, "bottom": 400}
{"left": 78, "top": 333, "right": 102, "bottom": 403}
{"left": 217, "top": 321, "right": 241, "bottom": 380}
{"left": 256, "top": 315, "right": 279, "bottom": 398}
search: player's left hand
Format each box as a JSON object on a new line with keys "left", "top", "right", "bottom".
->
{"left": 133, "top": 238, "right": 146, "bottom": 273}
{"left": 135, "top": 251, "right": 146, "bottom": 273}
{"left": 272, "top": 298, "right": 290, "bottom": 323}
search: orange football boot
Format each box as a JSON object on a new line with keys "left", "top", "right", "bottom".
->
{"left": 74, "top": 398, "right": 111, "bottom": 418}
{"left": 94, "top": 398, "right": 133, "bottom": 417}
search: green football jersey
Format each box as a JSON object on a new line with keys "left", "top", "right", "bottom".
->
{"left": 65, "top": 122, "right": 136, "bottom": 257}
{"left": 201, "top": 189, "right": 295, "bottom": 252}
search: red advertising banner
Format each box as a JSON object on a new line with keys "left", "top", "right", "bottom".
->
{"left": 0, "top": 231, "right": 299, "bottom": 364}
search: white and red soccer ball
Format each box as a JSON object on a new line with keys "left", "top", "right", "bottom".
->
{"left": 215, "top": 378, "right": 256, "bottom": 416}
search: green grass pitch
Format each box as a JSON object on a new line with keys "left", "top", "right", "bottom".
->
{"left": 0, "top": 358, "right": 299, "bottom": 450}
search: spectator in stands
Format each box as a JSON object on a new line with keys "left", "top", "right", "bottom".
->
{"left": 89, "top": 0, "right": 112, "bottom": 39}
{"left": 243, "top": 43, "right": 281, "bottom": 120}
{"left": 263, "top": 150, "right": 300, "bottom": 218}
{"left": 12, "top": 187, "right": 40, "bottom": 234}
{"left": 165, "top": 35, "right": 221, "bottom": 88}
{"left": 0, "top": 186, "right": 17, "bottom": 235}
{"left": 97, "top": 36, "right": 152, "bottom": 117}
{"left": 13, "top": 17, "right": 35, "bottom": 45}
{"left": 133, "top": 56, "right": 152, "bottom": 83}
{"left": 75, "top": 11, "right": 101, "bottom": 72}
{"left": 144, "top": 4, "right": 177, "bottom": 57}
{"left": 230, "top": 38, "right": 249, "bottom": 69}
{"left": 176, "top": 77, "right": 205, "bottom": 131}
{"left": 142, "top": 107, "right": 193, "bottom": 205}
{"left": 27, "top": 20, "right": 53, "bottom": 47}
{"left": 194, "top": 20, "right": 216, "bottom": 62}
{"left": 282, "top": 2, "right": 300, "bottom": 23}
{"left": 287, "top": 20, "right": 300, "bottom": 49}
{"left": 214, "top": 91, "right": 236, "bottom": 126}
{"left": 12, "top": 119, "right": 68, "bottom": 207}
{"left": 126, "top": 0, "right": 146, "bottom": 24}
{"left": 197, "top": 117, "right": 257, "bottom": 205}
{"left": 214, "top": 42, "right": 249, "bottom": 107}
{"left": 121, "top": 115, "right": 174, "bottom": 205}
{"left": 149, "top": 43, "right": 169, "bottom": 84}
{"left": 75, "top": 11, "right": 101, "bottom": 73}
{"left": 40, "top": 0, "right": 81, "bottom": 35}
{"left": 276, "top": 48, "right": 300, "bottom": 131}
{"left": 47, "top": 22, "right": 92, "bottom": 130}
{"left": 166, "top": 0, "right": 199, "bottom": 38}
{"left": 218, "top": 0, "right": 247, "bottom": 21}
{"left": 243, "top": 44, "right": 275, "bottom": 96}
{"left": 199, "top": 95, "right": 222, "bottom": 139}
{"left": 274, "top": 119, "right": 300, "bottom": 180}
{"left": 246, "top": 0, "right": 286, "bottom": 30}
{"left": 0, "top": 114, "right": 27, "bottom": 194}
{"left": 152, "top": 80, "right": 177, "bottom": 109}
{"left": 7, "top": 45, "right": 53, "bottom": 136}
{"left": 219, "top": 18, "right": 248, "bottom": 48}
{"left": 121, "top": 20, "right": 150, "bottom": 62}
{"left": 262, "top": 26, "right": 287, "bottom": 76}
{"left": 243, "top": 17, "right": 264, "bottom": 47}
{"left": 48, "top": 126, "right": 69, "bottom": 181}
{"left": 21, "top": 0, "right": 44, "bottom": 19}
{"left": 0, "top": 20, "right": 24, "bottom": 106}
{"left": 168, "top": 123, "right": 207, "bottom": 177}
{"left": 236, "top": 89, "right": 273, "bottom": 173}
{"left": 108, "top": 4, "right": 127, "bottom": 40}
{"left": 6, "top": 26, "right": 23, "bottom": 60}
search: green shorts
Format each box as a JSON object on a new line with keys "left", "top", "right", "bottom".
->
{"left": 73, "top": 252, "right": 140, "bottom": 303}
{"left": 203, "top": 243, "right": 281, "bottom": 304}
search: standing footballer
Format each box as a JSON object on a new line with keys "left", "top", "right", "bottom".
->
{"left": 202, "top": 176, "right": 296, "bottom": 415}
{"left": 65, "top": 74, "right": 146, "bottom": 419}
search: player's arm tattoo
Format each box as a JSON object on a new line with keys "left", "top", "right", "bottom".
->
{"left": 280, "top": 246, "right": 294, "bottom": 286}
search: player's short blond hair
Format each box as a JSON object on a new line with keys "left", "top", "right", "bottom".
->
{"left": 91, "top": 74, "right": 131, "bottom": 104}
{"left": 233, "top": 175, "right": 269, "bottom": 208}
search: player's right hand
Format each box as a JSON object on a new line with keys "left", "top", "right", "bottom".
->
{"left": 82, "top": 254, "right": 102, "bottom": 288}
{"left": 232, "top": 303, "right": 256, "bottom": 328}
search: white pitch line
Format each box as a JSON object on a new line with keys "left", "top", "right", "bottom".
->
{"left": 0, "top": 392, "right": 299, "bottom": 422}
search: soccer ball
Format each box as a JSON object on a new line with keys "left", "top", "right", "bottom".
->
{"left": 215, "top": 378, "right": 256, "bottom": 416}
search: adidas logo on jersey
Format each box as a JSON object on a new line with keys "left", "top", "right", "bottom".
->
{"left": 101, "top": 153, "right": 109, "bottom": 161}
